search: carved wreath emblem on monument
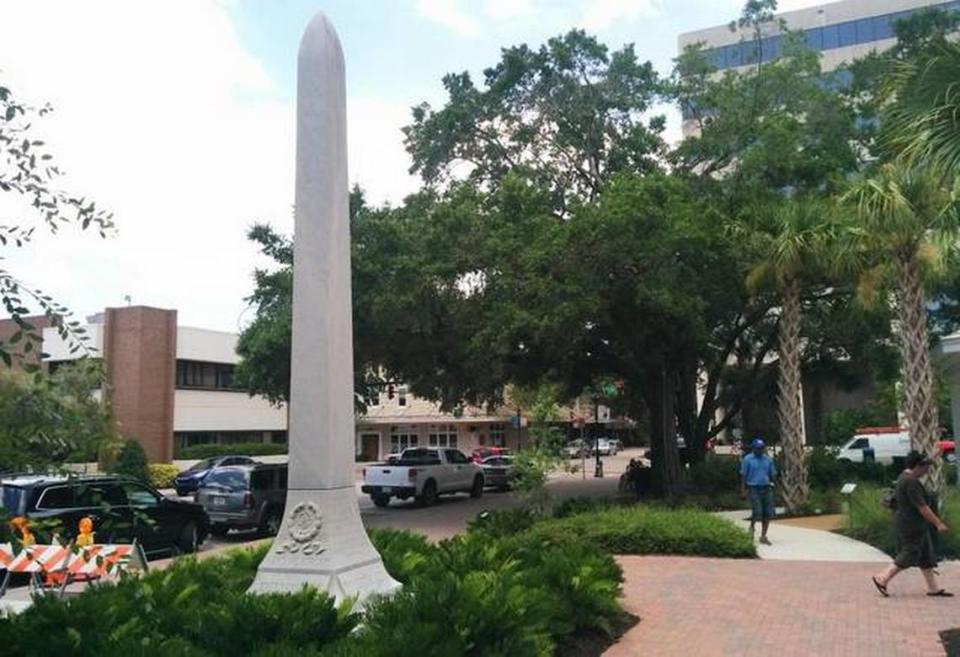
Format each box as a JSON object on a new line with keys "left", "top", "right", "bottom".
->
{"left": 274, "top": 502, "right": 325, "bottom": 556}
{"left": 288, "top": 502, "right": 322, "bottom": 543}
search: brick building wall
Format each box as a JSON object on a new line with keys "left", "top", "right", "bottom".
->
{"left": 102, "top": 306, "right": 177, "bottom": 462}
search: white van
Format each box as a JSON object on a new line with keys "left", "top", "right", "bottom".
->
{"left": 836, "top": 427, "right": 910, "bottom": 465}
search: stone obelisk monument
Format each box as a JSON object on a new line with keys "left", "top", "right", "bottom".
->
{"left": 248, "top": 12, "right": 400, "bottom": 602}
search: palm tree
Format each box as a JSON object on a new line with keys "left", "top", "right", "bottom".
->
{"left": 744, "top": 198, "right": 835, "bottom": 513}
{"left": 842, "top": 163, "right": 957, "bottom": 492}
{"left": 884, "top": 42, "right": 960, "bottom": 175}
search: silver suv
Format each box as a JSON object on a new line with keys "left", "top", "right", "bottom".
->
{"left": 196, "top": 463, "right": 287, "bottom": 537}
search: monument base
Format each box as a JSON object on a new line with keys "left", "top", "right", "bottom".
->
{"left": 247, "top": 487, "right": 401, "bottom": 604}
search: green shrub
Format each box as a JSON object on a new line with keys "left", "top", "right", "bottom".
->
{"left": 177, "top": 442, "right": 287, "bottom": 460}
{"left": 368, "top": 528, "right": 436, "bottom": 584}
{"left": 467, "top": 507, "right": 539, "bottom": 538}
{"left": 807, "top": 445, "right": 893, "bottom": 489}
{"left": 552, "top": 496, "right": 619, "bottom": 519}
{"left": 0, "top": 544, "right": 360, "bottom": 657}
{"left": 0, "top": 529, "right": 625, "bottom": 657}
{"left": 148, "top": 463, "right": 180, "bottom": 489}
{"left": 108, "top": 439, "right": 149, "bottom": 482}
{"left": 529, "top": 505, "right": 756, "bottom": 558}
{"left": 792, "top": 487, "right": 844, "bottom": 516}
{"left": 688, "top": 455, "right": 740, "bottom": 496}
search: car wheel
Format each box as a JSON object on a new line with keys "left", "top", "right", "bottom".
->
{"left": 210, "top": 523, "right": 230, "bottom": 538}
{"left": 177, "top": 521, "right": 199, "bottom": 554}
{"left": 260, "top": 508, "right": 282, "bottom": 537}
{"left": 418, "top": 480, "right": 438, "bottom": 507}
{"left": 470, "top": 475, "right": 484, "bottom": 498}
{"left": 371, "top": 493, "right": 391, "bottom": 508}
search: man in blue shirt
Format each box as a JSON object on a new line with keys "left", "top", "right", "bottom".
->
{"left": 740, "top": 438, "right": 776, "bottom": 545}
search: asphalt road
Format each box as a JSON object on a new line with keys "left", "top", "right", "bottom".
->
{"left": 193, "top": 448, "right": 642, "bottom": 551}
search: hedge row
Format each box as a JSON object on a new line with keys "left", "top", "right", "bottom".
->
{"left": 177, "top": 442, "right": 288, "bottom": 460}
{"left": 470, "top": 500, "right": 757, "bottom": 559}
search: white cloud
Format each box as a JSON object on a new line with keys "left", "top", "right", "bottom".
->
{"left": 0, "top": 0, "right": 417, "bottom": 333}
{"left": 484, "top": 0, "right": 535, "bottom": 20}
{"left": 416, "top": 0, "right": 482, "bottom": 37}
{"left": 579, "top": 0, "right": 662, "bottom": 31}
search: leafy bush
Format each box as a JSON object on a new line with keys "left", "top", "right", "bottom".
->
{"left": 688, "top": 455, "right": 740, "bottom": 496}
{"left": 467, "top": 507, "right": 538, "bottom": 538}
{"left": 178, "top": 442, "right": 287, "bottom": 460}
{"left": 345, "top": 531, "right": 623, "bottom": 657}
{"left": 552, "top": 496, "right": 620, "bottom": 519}
{"left": 0, "top": 529, "right": 625, "bottom": 657}
{"left": 108, "top": 439, "right": 149, "bottom": 482}
{"left": 529, "top": 505, "right": 756, "bottom": 558}
{"left": 148, "top": 463, "right": 180, "bottom": 489}
{"left": 0, "top": 544, "right": 361, "bottom": 657}
{"left": 367, "top": 528, "right": 436, "bottom": 584}
{"left": 807, "top": 445, "right": 894, "bottom": 489}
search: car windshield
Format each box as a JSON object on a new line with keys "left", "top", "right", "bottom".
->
{"left": 186, "top": 458, "right": 216, "bottom": 473}
{"left": 0, "top": 485, "right": 26, "bottom": 515}
{"left": 202, "top": 468, "right": 248, "bottom": 491}
{"left": 399, "top": 449, "right": 441, "bottom": 464}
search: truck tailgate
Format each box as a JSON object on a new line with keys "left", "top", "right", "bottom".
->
{"left": 364, "top": 465, "right": 412, "bottom": 488}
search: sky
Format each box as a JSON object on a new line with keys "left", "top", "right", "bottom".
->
{"left": 0, "top": 0, "right": 823, "bottom": 333}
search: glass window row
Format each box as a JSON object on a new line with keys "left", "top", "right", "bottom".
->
{"left": 701, "top": 2, "right": 959, "bottom": 71}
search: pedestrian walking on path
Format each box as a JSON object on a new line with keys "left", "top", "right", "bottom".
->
{"left": 872, "top": 450, "right": 953, "bottom": 598}
{"left": 740, "top": 438, "right": 776, "bottom": 545}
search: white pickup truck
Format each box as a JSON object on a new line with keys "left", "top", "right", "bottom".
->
{"left": 361, "top": 447, "right": 484, "bottom": 508}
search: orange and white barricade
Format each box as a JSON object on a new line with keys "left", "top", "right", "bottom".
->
{"left": 0, "top": 541, "right": 148, "bottom": 598}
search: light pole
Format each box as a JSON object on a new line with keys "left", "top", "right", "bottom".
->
{"left": 594, "top": 396, "right": 603, "bottom": 478}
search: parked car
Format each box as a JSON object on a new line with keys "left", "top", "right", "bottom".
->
{"left": 607, "top": 438, "right": 624, "bottom": 453}
{"left": 481, "top": 455, "right": 514, "bottom": 490}
{"left": 837, "top": 427, "right": 910, "bottom": 465}
{"left": 196, "top": 463, "right": 287, "bottom": 537}
{"left": 564, "top": 439, "right": 591, "bottom": 458}
{"left": 592, "top": 438, "right": 619, "bottom": 456}
{"left": 0, "top": 474, "right": 209, "bottom": 557}
{"left": 174, "top": 455, "right": 256, "bottom": 496}
{"left": 470, "top": 446, "right": 510, "bottom": 463}
{"left": 361, "top": 447, "right": 484, "bottom": 507}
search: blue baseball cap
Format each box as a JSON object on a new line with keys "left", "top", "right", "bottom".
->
{"left": 751, "top": 438, "right": 765, "bottom": 449}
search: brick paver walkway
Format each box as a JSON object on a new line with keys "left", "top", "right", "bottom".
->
{"left": 604, "top": 556, "right": 960, "bottom": 657}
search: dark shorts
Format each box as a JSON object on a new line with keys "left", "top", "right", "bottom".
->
{"left": 748, "top": 486, "right": 775, "bottom": 522}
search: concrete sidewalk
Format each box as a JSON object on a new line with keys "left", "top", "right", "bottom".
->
{"left": 716, "top": 510, "right": 889, "bottom": 562}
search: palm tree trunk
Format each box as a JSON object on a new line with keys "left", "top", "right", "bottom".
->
{"left": 778, "top": 279, "right": 809, "bottom": 513}
{"left": 896, "top": 254, "right": 942, "bottom": 492}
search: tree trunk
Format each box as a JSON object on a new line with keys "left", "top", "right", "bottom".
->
{"left": 677, "top": 359, "right": 704, "bottom": 463}
{"left": 777, "top": 279, "right": 809, "bottom": 513}
{"left": 645, "top": 364, "right": 683, "bottom": 499}
{"left": 896, "top": 255, "right": 942, "bottom": 492}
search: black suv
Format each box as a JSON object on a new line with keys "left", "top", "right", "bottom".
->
{"left": 0, "top": 474, "right": 209, "bottom": 557}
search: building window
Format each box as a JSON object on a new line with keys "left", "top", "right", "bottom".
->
{"left": 428, "top": 424, "right": 458, "bottom": 448}
{"left": 175, "top": 430, "right": 279, "bottom": 453}
{"left": 490, "top": 423, "right": 506, "bottom": 447}
{"left": 390, "top": 425, "right": 418, "bottom": 453}
{"left": 397, "top": 386, "right": 407, "bottom": 407}
{"left": 176, "top": 360, "right": 239, "bottom": 391}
